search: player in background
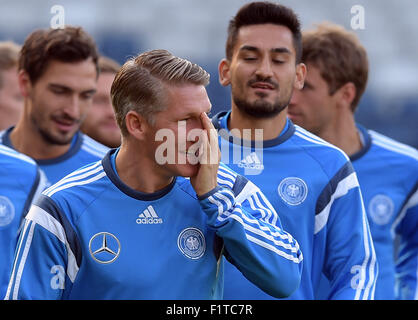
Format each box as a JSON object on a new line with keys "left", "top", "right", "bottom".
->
{"left": 81, "top": 56, "right": 121, "bottom": 148}
{"left": 288, "top": 22, "right": 418, "bottom": 300}
{"left": 213, "top": 1, "right": 377, "bottom": 299}
{"left": 0, "top": 26, "right": 109, "bottom": 188}
{"left": 0, "top": 41, "right": 23, "bottom": 131}
{"left": 5, "top": 49, "right": 303, "bottom": 299}
{"left": 0, "top": 144, "right": 45, "bottom": 298}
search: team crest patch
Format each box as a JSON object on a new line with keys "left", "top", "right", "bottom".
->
{"left": 369, "top": 194, "right": 394, "bottom": 225}
{"left": 177, "top": 227, "right": 206, "bottom": 260}
{"left": 278, "top": 177, "right": 308, "bottom": 206}
{"left": 0, "top": 196, "right": 15, "bottom": 227}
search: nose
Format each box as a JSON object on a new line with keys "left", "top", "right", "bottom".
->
{"left": 255, "top": 56, "right": 274, "bottom": 79}
{"left": 63, "top": 95, "right": 81, "bottom": 120}
{"left": 188, "top": 118, "right": 205, "bottom": 143}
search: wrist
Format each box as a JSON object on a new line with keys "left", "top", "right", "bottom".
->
{"left": 197, "top": 185, "right": 221, "bottom": 200}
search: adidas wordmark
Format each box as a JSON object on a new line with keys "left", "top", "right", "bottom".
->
{"left": 136, "top": 205, "right": 163, "bottom": 224}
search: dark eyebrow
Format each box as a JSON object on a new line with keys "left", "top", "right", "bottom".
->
{"left": 48, "top": 83, "right": 96, "bottom": 95}
{"left": 239, "top": 45, "right": 291, "bottom": 55}
{"left": 48, "top": 83, "right": 72, "bottom": 92}
{"left": 271, "top": 47, "right": 292, "bottom": 55}
{"left": 239, "top": 45, "right": 259, "bottom": 54}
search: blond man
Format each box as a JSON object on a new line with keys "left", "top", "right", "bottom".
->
{"left": 0, "top": 41, "right": 23, "bottom": 130}
{"left": 6, "top": 49, "right": 302, "bottom": 300}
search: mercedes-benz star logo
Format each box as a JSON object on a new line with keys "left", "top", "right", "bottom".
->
{"left": 89, "top": 232, "right": 121, "bottom": 264}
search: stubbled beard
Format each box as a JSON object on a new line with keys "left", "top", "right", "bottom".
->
{"left": 38, "top": 127, "right": 73, "bottom": 145}
{"left": 31, "top": 115, "right": 75, "bottom": 146}
{"left": 232, "top": 94, "right": 290, "bottom": 119}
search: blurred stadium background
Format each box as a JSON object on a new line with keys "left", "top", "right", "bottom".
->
{"left": 0, "top": 0, "right": 416, "bottom": 147}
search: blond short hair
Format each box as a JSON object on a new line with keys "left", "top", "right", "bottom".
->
{"left": 111, "top": 49, "right": 210, "bottom": 136}
{"left": 98, "top": 56, "right": 121, "bottom": 74}
{"left": 0, "top": 41, "right": 21, "bottom": 88}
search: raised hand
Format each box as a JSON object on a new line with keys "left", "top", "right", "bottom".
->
{"left": 189, "top": 112, "right": 220, "bottom": 197}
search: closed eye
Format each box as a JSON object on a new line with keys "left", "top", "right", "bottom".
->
{"left": 80, "top": 91, "right": 96, "bottom": 100}
{"left": 50, "top": 87, "right": 70, "bottom": 95}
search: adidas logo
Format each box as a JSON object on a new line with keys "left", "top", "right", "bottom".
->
{"left": 238, "top": 152, "right": 264, "bottom": 170}
{"left": 136, "top": 205, "right": 163, "bottom": 224}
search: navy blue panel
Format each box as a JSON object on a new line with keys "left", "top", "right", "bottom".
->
{"left": 315, "top": 161, "right": 355, "bottom": 215}
{"left": 232, "top": 174, "right": 249, "bottom": 197}
{"left": 36, "top": 195, "right": 82, "bottom": 268}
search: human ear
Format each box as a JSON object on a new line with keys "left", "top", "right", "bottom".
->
{"left": 294, "top": 63, "right": 307, "bottom": 90}
{"left": 18, "top": 70, "right": 32, "bottom": 97}
{"left": 125, "top": 111, "right": 149, "bottom": 140}
{"left": 335, "top": 82, "right": 356, "bottom": 110}
{"left": 218, "top": 59, "right": 231, "bottom": 87}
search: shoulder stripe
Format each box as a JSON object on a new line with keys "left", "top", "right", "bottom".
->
{"left": 81, "top": 144, "right": 107, "bottom": 158}
{"left": 370, "top": 130, "right": 417, "bottom": 153}
{"left": 46, "top": 170, "right": 106, "bottom": 197}
{"left": 43, "top": 161, "right": 102, "bottom": 195}
{"left": 0, "top": 144, "right": 36, "bottom": 165}
{"left": 316, "top": 162, "right": 355, "bottom": 215}
{"left": 35, "top": 196, "right": 82, "bottom": 269}
{"left": 392, "top": 184, "right": 418, "bottom": 236}
{"left": 82, "top": 135, "right": 110, "bottom": 153}
{"left": 294, "top": 127, "right": 350, "bottom": 161}
{"left": 370, "top": 131, "right": 418, "bottom": 160}
{"left": 314, "top": 171, "right": 359, "bottom": 234}
{"left": 373, "top": 140, "right": 418, "bottom": 161}
{"left": 27, "top": 204, "right": 79, "bottom": 283}
{"left": 44, "top": 162, "right": 104, "bottom": 197}
{"left": 295, "top": 125, "right": 325, "bottom": 143}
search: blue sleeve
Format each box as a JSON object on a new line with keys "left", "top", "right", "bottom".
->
{"left": 0, "top": 162, "right": 44, "bottom": 299}
{"left": 319, "top": 163, "right": 378, "bottom": 300}
{"left": 199, "top": 164, "right": 303, "bottom": 298}
{"left": 4, "top": 196, "right": 79, "bottom": 300}
{"left": 395, "top": 187, "right": 418, "bottom": 300}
